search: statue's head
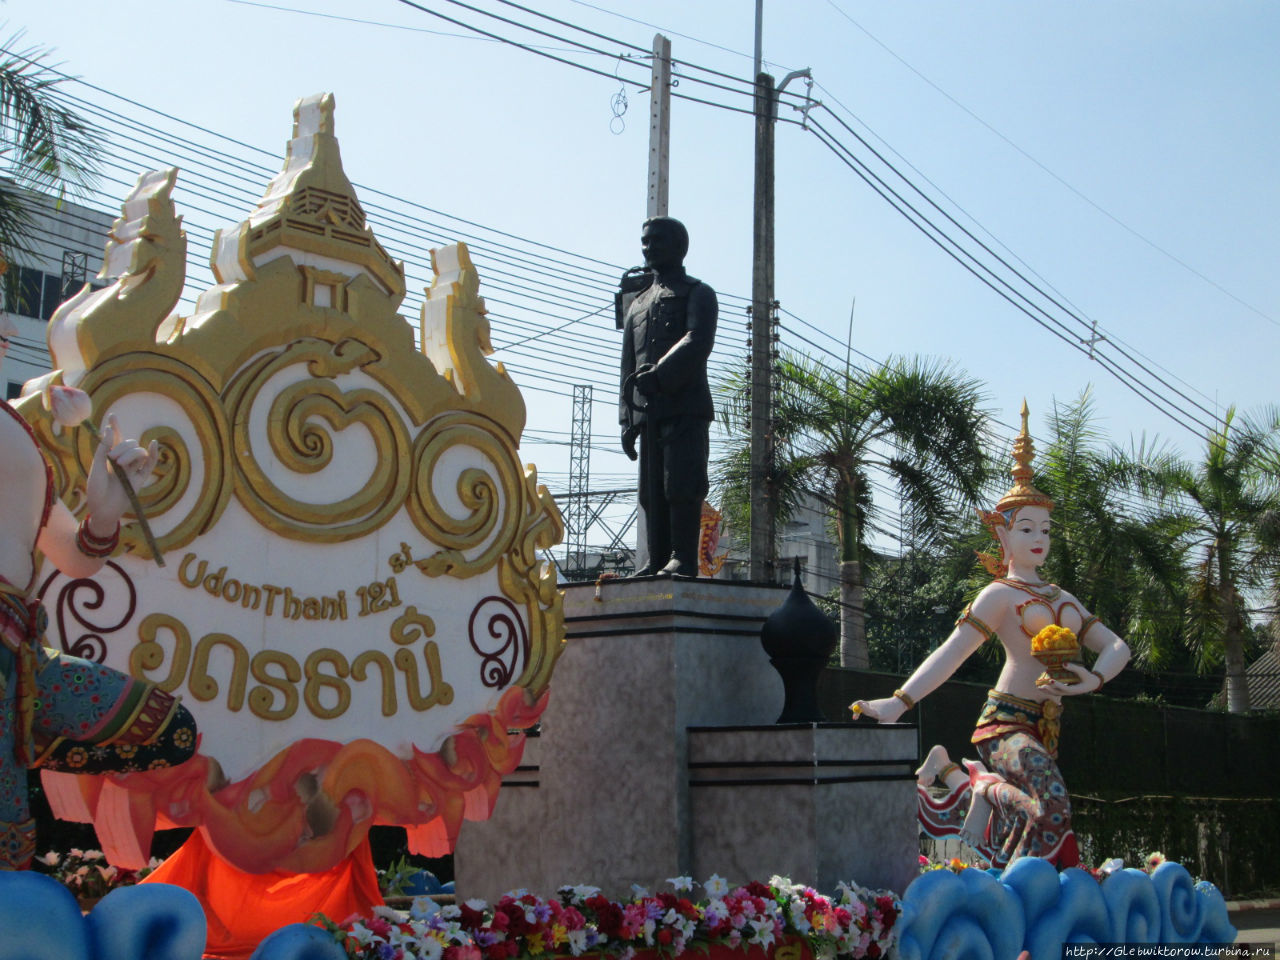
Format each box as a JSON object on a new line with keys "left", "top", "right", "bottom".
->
{"left": 976, "top": 400, "right": 1054, "bottom": 577}
{"left": 641, "top": 217, "right": 689, "bottom": 271}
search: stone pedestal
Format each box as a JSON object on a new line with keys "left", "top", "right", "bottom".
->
{"left": 455, "top": 579, "right": 917, "bottom": 899}
{"left": 687, "top": 723, "right": 918, "bottom": 894}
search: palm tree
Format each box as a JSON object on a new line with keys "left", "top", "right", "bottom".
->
{"left": 1034, "top": 390, "right": 1190, "bottom": 674}
{"left": 1131, "top": 407, "right": 1280, "bottom": 713}
{"left": 0, "top": 33, "right": 99, "bottom": 269}
{"left": 716, "top": 352, "right": 990, "bottom": 668}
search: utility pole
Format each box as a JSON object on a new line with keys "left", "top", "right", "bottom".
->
{"left": 748, "top": 4, "right": 813, "bottom": 584}
{"left": 647, "top": 34, "right": 671, "bottom": 218}
{"left": 749, "top": 69, "right": 776, "bottom": 584}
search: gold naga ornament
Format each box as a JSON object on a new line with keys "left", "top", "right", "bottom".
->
{"left": 17, "top": 94, "right": 564, "bottom": 873}
{"left": 975, "top": 400, "right": 1055, "bottom": 578}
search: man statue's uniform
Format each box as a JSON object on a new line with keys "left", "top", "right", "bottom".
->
{"left": 619, "top": 218, "right": 717, "bottom": 578}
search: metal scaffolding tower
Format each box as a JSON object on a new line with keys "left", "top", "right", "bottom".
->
{"left": 61, "top": 250, "right": 88, "bottom": 300}
{"left": 565, "top": 384, "right": 592, "bottom": 577}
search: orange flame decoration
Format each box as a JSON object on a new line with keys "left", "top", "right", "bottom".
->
{"left": 43, "top": 685, "right": 547, "bottom": 873}
{"left": 699, "top": 501, "right": 728, "bottom": 577}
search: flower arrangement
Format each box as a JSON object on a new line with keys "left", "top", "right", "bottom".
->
{"left": 1030, "top": 625, "right": 1080, "bottom": 686}
{"left": 917, "top": 855, "right": 991, "bottom": 874}
{"left": 313, "top": 875, "right": 900, "bottom": 960}
{"left": 919, "top": 851, "right": 1172, "bottom": 884}
{"left": 33, "top": 848, "right": 162, "bottom": 901}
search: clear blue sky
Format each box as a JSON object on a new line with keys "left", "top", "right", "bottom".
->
{"left": 10, "top": 0, "right": 1279, "bottom": 549}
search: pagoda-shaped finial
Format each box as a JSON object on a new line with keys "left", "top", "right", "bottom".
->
{"left": 214, "top": 93, "right": 405, "bottom": 299}
{"left": 995, "top": 398, "right": 1053, "bottom": 515}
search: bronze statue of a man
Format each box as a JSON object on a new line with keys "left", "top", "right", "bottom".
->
{"left": 619, "top": 217, "right": 717, "bottom": 578}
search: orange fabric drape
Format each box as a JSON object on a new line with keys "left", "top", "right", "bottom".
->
{"left": 142, "top": 830, "right": 383, "bottom": 960}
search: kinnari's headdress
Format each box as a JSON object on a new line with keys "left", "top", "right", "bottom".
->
{"left": 976, "top": 400, "right": 1054, "bottom": 577}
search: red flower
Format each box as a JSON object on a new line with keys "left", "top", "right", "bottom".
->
{"left": 875, "top": 896, "right": 897, "bottom": 930}
{"left": 587, "top": 895, "right": 626, "bottom": 938}
{"left": 656, "top": 929, "right": 674, "bottom": 946}
{"left": 868, "top": 944, "right": 881, "bottom": 959}
{"left": 744, "top": 882, "right": 772, "bottom": 899}
{"left": 459, "top": 902, "right": 487, "bottom": 931}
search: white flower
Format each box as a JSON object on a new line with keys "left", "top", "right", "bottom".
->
{"left": 465, "top": 898, "right": 488, "bottom": 911}
{"left": 630, "top": 884, "right": 650, "bottom": 898}
{"left": 83, "top": 850, "right": 104, "bottom": 862}
{"left": 571, "top": 884, "right": 600, "bottom": 903}
{"left": 418, "top": 936, "right": 444, "bottom": 960}
{"left": 69, "top": 848, "right": 86, "bottom": 858}
{"left": 43, "top": 385, "right": 93, "bottom": 429}
{"left": 373, "top": 905, "right": 402, "bottom": 922}
{"left": 703, "top": 874, "right": 730, "bottom": 896}
{"left": 348, "top": 923, "right": 375, "bottom": 946}
{"left": 748, "top": 920, "right": 775, "bottom": 948}
{"left": 566, "top": 929, "right": 588, "bottom": 955}
{"left": 37, "top": 852, "right": 60, "bottom": 867}
{"left": 440, "top": 905, "right": 461, "bottom": 919}
{"left": 666, "top": 875, "right": 693, "bottom": 892}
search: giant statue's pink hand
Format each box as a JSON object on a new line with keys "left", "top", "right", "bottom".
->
{"left": 1041, "top": 662, "right": 1102, "bottom": 697}
{"left": 85, "top": 414, "right": 158, "bottom": 528}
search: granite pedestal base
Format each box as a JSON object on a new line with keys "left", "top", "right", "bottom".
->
{"left": 455, "top": 578, "right": 917, "bottom": 899}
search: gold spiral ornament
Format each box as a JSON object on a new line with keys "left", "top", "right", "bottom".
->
{"left": 407, "top": 412, "right": 523, "bottom": 578}
{"left": 228, "top": 339, "right": 413, "bottom": 540}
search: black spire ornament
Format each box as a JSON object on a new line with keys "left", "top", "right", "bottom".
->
{"left": 760, "top": 558, "right": 839, "bottom": 723}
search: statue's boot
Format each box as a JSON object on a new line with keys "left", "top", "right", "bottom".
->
{"left": 658, "top": 502, "right": 701, "bottom": 579}
{"left": 631, "top": 508, "right": 671, "bottom": 577}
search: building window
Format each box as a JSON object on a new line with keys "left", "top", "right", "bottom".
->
{"left": 2, "top": 265, "right": 67, "bottom": 321}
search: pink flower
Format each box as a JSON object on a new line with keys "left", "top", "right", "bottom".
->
{"left": 43, "top": 385, "right": 93, "bottom": 428}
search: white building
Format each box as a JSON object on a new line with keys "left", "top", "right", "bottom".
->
{"left": 2, "top": 193, "right": 112, "bottom": 397}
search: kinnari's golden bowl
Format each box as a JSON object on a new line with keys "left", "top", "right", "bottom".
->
{"left": 1033, "top": 649, "right": 1081, "bottom": 687}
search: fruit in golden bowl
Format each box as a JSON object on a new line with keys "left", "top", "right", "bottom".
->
{"left": 1031, "top": 625, "right": 1080, "bottom": 687}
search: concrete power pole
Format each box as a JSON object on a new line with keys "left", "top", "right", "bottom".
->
{"left": 647, "top": 34, "right": 671, "bottom": 218}
{"left": 749, "top": 70, "right": 777, "bottom": 585}
{"left": 749, "top": 5, "right": 813, "bottom": 584}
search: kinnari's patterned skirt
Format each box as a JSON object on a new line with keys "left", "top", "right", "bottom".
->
{"left": 917, "top": 689, "right": 1079, "bottom": 869}
{"left": 0, "top": 579, "right": 196, "bottom": 869}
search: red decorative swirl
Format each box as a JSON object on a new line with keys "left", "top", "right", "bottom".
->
{"left": 36, "top": 562, "right": 138, "bottom": 663}
{"left": 468, "top": 595, "right": 527, "bottom": 688}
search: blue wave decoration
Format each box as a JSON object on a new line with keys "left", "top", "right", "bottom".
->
{"left": 0, "top": 871, "right": 90, "bottom": 960}
{"left": 0, "top": 875, "right": 203, "bottom": 960}
{"left": 248, "top": 923, "right": 348, "bottom": 960}
{"left": 1101, "top": 868, "right": 1162, "bottom": 942}
{"left": 898, "top": 867, "right": 1025, "bottom": 960}
{"left": 86, "top": 885, "right": 207, "bottom": 960}
{"left": 899, "top": 860, "right": 1237, "bottom": 959}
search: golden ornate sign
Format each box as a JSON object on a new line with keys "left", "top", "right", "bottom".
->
{"left": 18, "top": 94, "right": 563, "bottom": 873}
